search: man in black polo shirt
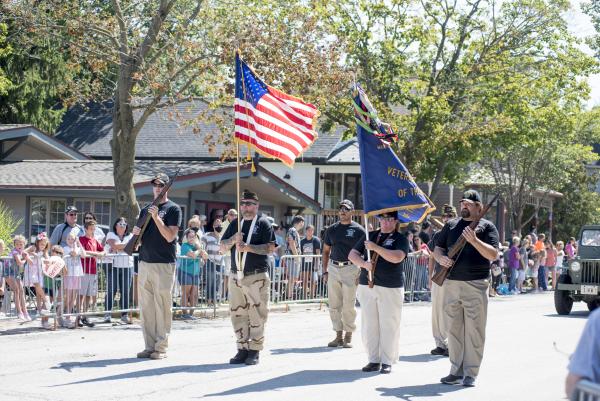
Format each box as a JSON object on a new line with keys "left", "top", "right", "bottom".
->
{"left": 322, "top": 199, "right": 365, "bottom": 348}
{"left": 434, "top": 190, "right": 499, "bottom": 387}
{"left": 133, "top": 173, "right": 182, "bottom": 360}
{"left": 220, "top": 190, "right": 275, "bottom": 365}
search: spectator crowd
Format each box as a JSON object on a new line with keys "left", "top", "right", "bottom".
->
{"left": 0, "top": 204, "right": 578, "bottom": 330}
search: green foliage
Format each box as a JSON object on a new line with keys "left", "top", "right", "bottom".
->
{"left": 553, "top": 167, "right": 600, "bottom": 241}
{"left": 0, "top": 201, "right": 23, "bottom": 255}
{"left": 0, "top": 22, "right": 12, "bottom": 96}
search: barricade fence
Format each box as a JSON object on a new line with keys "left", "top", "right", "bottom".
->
{"left": 0, "top": 252, "right": 428, "bottom": 328}
{"left": 571, "top": 380, "right": 600, "bottom": 401}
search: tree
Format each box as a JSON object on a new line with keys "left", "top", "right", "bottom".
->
{"left": 0, "top": 23, "right": 12, "bottom": 96}
{"left": 3, "top": 0, "right": 346, "bottom": 224}
{"left": 319, "top": 0, "right": 596, "bottom": 200}
{"left": 0, "top": 200, "right": 23, "bottom": 252}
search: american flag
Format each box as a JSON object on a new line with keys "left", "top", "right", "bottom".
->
{"left": 234, "top": 54, "right": 319, "bottom": 167}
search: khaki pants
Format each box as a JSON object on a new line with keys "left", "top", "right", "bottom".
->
{"left": 229, "top": 272, "right": 270, "bottom": 351}
{"left": 138, "top": 261, "right": 176, "bottom": 353}
{"left": 431, "top": 282, "right": 448, "bottom": 349}
{"left": 357, "top": 284, "right": 404, "bottom": 365}
{"left": 327, "top": 262, "right": 360, "bottom": 332}
{"left": 443, "top": 278, "right": 489, "bottom": 378}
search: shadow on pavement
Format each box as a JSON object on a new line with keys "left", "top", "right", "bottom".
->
{"left": 399, "top": 354, "right": 445, "bottom": 363}
{"left": 51, "top": 358, "right": 147, "bottom": 372}
{"left": 270, "top": 346, "right": 339, "bottom": 355}
{"left": 205, "top": 369, "right": 366, "bottom": 396}
{"left": 544, "top": 311, "right": 589, "bottom": 319}
{"left": 51, "top": 363, "right": 239, "bottom": 386}
{"left": 376, "top": 383, "right": 467, "bottom": 399}
{"left": 0, "top": 326, "right": 48, "bottom": 336}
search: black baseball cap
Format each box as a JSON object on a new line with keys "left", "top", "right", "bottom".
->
{"left": 242, "top": 189, "right": 259, "bottom": 201}
{"left": 461, "top": 189, "right": 482, "bottom": 203}
{"left": 65, "top": 205, "right": 78, "bottom": 214}
{"left": 339, "top": 199, "right": 354, "bottom": 210}
{"left": 378, "top": 211, "right": 398, "bottom": 219}
{"left": 151, "top": 173, "right": 169, "bottom": 185}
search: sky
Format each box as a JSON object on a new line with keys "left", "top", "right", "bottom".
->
{"left": 566, "top": 0, "right": 600, "bottom": 108}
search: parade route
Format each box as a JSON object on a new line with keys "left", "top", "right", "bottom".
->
{"left": 0, "top": 292, "right": 589, "bottom": 401}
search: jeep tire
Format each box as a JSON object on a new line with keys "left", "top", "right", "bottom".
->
{"left": 554, "top": 273, "right": 573, "bottom": 315}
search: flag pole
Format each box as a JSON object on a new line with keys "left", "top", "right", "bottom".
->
{"left": 235, "top": 49, "right": 244, "bottom": 281}
{"left": 236, "top": 140, "right": 243, "bottom": 281}
{"left": 363, "top": 213, "right": 373, "bottom": 286}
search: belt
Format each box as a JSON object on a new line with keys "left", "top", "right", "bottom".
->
{"left": 231, "top": 268, "right": 269, "bottom": 276}
{"left": 330, "top": 260, "right": 351, "bottom": 267}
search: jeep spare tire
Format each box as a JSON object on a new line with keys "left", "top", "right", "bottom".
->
{"left": 554, "top": 273, "right": 573, "bottom": 315}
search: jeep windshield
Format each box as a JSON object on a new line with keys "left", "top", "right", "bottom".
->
{"left": 581, "top": 229, "right": 600, "bottom": 246}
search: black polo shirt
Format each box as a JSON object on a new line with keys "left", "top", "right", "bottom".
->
{"left": 324, "top": 221, "right": 365, "bottom": 262}
{"left": 435, "top": 217, "right": 500, "bottom": 281}
{"left": 222, "top": 213, "right": 275, "bottom": 274}
{"left": 139, "top": 200, "right": 182, "bottom": 264}
{"left": 354, "top": 230, "right": 410, "bottom": 288}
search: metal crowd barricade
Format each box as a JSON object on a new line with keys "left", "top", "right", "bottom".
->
{"left": 572, "top": 380, "right": 600, "bottom": 401}
{"left": 403, "top": 254, "right": 430, "bottom": 303}
{"left": 272, "top": 254, "right": 327, "bottom": 304}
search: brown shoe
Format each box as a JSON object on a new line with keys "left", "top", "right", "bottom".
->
{"left": 328, "top": 331, "right": 343, "bottom": 347}
{"left": 150, "top": 351, "right": 167, "bottom": 360}
{"left": 343, "top": 332, "right": 353, "bottom": 348}
{"left": 136, "top": 350, "right": 153, "bottom": 358}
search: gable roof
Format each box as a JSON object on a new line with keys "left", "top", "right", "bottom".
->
{"left": 0, "top": 125, "right": 89, "bottom": 161}
{"left": 54, "top": 100, "right": 355, "bottom": 163}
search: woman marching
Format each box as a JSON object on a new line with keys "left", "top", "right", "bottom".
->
{"left": 348, "top": 211, "right": 410, "bottom": 374}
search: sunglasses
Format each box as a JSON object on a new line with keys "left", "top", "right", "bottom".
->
{"left": 240, "top": 201, "right": 257, "bottom": 206}
{"left": 67, "top": 213, "right": 77, "bottom": 217}
{"left": 339, "top": 207, "right": 351, "bottom": 212}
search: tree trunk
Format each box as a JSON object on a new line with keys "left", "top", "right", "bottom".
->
{"left": 111, "top": 94, "right": 140, "bottom": 226}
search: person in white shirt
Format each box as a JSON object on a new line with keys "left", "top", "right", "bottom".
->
{"left": 104, "top": 217, "right": 134, "bottom": 324}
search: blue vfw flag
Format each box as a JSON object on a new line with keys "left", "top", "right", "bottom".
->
{"left": 353, "top": 85, "right": 435, "bottom": 223}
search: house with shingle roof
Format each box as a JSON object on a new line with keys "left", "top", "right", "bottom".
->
{"left": 0, "top": 100, "right": 370, "bottom": 239}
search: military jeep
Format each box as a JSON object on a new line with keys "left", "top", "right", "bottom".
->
{"left": 555, "top": 225, "right": 600, "bottom": 315}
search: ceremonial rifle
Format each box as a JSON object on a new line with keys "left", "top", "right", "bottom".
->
{"left": 431, "top": 194, "right": 499, "bottom": 286}
{"left": 123, "top": 169, "right": 181, "bottom": 256}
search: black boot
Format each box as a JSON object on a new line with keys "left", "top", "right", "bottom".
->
{"left": 245, "top": 350, "right": 260, "bottom": 365}
{"left": 229, "top": 349, "right": 248, "bottom": 364}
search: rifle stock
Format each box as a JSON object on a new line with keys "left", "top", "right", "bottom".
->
{"left": 124, "top": 169, "right": 181, "bottom": 256}
{"left": 431, "top": 194, "right": 499, "bottom": 286}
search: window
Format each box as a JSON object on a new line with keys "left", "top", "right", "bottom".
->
{"left": 30, "top": 198, "right": 111, "bottom": 239}
{"left": 323, "top": 173, "right": 343, "bottom": 209}
{"left": 30, "top": 198, "right": 66, "bottom": 238}
{"left": 344, "top": 174, "right": 363, "bottom": 210}
{"left": 75, "top": 199, "right": 111, "bottom": 226}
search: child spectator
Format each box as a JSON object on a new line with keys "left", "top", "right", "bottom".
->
{"left": 300, "top": 225, "right": 321, "bottom": 298}
{"left": 104, "top": 217, "right": 134, "bottom": 324}
{"left": 43, "top": 245, "right": 66, "bottom": 329}
{"left": 79, "top": 221, "right": 105, "bottom": 327}
{"left": 9, "top": 235, "right": 32, "bottom": 321}
{"left": 545, "top": 240, "right": 557, "bottom": 291}
{"left": 25, "top": 232, "right": 51, "bottom": 328}
{"left": 178, "top": 229, "right": 205, "bottom": 319}
{"left": 63, "top": 232, "right": 85, "bottom": 328}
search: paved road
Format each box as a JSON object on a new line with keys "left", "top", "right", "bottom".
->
{"left": 0, "top": 292, "right": 590, "bottom": 401}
